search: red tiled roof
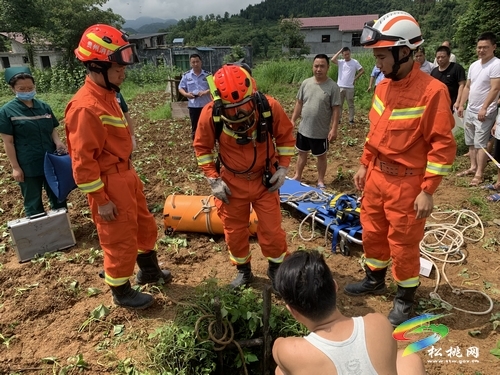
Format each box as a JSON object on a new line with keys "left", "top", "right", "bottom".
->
{"left": 297, "top": 14, "right": 379, "bottom": 31}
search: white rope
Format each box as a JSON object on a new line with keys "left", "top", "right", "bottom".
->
{"left": 280, "top": 190, "right": 331, "bottom": 204}
{"left": 419, "top": 209, "right": 493, "bottom": 315}
{"left": 281, "top": 190, "right": 332, "bottom": 242}
{"left": 192, "top": 195, "right": 217, "bottom": 234}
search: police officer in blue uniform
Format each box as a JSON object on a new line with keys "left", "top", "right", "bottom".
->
{"left": 178, "top": 54, "right": 211, "bottom": 139}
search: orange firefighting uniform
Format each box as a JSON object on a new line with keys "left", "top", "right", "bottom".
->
{"left": 194, "top": 96, "right": 295, "bottom": 265}
{"left": 65, "top": 77, "right": 157, "bottom": 287}
{"left": 360, "top": 63, "right": 456, "bottom": 287}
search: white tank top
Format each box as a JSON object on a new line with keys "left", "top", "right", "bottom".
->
{"left": 303, "top": 316, "right": 378, "bottom": 375}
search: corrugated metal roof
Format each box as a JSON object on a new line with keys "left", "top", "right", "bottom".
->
{"left": 297, "top": 14, "right": 379, "bottom": 31}
{"left": 172, "top": 38, "right": 184, "bottom": 43}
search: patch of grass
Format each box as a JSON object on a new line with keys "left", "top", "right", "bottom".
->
{"left": 147, "top": 102, "right": 172, "bottom": 121}
{"left": 453, "top": 128, "right": 468, "bottom": 156}
{"left": 467, "top": 192, "right": 494, "bottom": 221}
{"left": 146, "top": 279, "right": 306, "bottom": 374}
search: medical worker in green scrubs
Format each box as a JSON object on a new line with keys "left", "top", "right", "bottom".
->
{"left": 0, "top": 67, "right": 67, "bottom": 216}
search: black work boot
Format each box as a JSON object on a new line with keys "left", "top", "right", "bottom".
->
{"left": 388, "top": 285, "right": 418, "bottom": 326}
{"left": 229, "top": 263, "right": 254, "bottom": 289}
{"left": 136, "top": 251, "right": 172, "bottom": 285}
{"left": 344, "top": 266, "right": 387, "bottom": 296}
{"left": 110, "top": 281, "right": 154, "bottom": 309}
{"left": 267, "top": 261, "right": 281, "bottom": 290}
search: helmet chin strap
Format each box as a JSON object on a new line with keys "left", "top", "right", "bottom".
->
{"left": 385, "top": 47, "right": 411, "bottom": 81}
{"left": 86, "top": 62, "right": 121, "bottom": 92}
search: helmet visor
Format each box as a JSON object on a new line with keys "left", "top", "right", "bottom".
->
{"left": 360, "top": 25, "right": 401, "bottom": 46}
{"left": 109, "top": 44, "right": 138, "bottom": 65}
{"left": 220, "top": 100, "right": 256, "bottom": 132}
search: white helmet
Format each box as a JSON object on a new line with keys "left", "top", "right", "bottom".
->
{"left": 360, "top": 11, "right": 423, "bottom": 50}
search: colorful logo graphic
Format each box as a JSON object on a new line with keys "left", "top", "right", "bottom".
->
{"left": 393, "top": 313, "right": 449, "bottom": 357}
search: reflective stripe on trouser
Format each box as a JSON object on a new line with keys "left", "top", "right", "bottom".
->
{"left": 360, "top": 167, "right": 425, "bottom": 287}
{"left": 216, "top": 170, "right": 288, "bottom": 265}
{"left": 89, "top": 168, "right": 157, "bottom": 286}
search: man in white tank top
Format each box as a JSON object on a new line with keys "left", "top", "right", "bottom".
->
{"left": 272, "top": 250, "right": 426, "bottom": 375}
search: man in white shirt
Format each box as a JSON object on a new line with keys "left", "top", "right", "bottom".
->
{"left": 457, "top": 32, "right": 500, "bottom": 187}
{"left": 331, "top": 47, "right": 364, "bottom": 124}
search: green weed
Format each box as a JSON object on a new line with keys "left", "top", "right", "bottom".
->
{"left": 147, "top": 102, "right": 172, "bottom": 121}
{"left": 147, "top": 279, "right": 306, "bottom": 374}
{"left": 491, "top": 340, "right": 500, "bottom": 359}
{"left": 0, "top": 332, "right": 16, "bottom": 348}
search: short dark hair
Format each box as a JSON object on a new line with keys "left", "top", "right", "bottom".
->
{"left": 275, "top": 250, "right": 337, "bottom": 322}
{"left": 436, "top": 46, "right": 451, "bottom": 56}
{"left": 189, "top": 53, "right": 202, "bottom": 61}
{"left": 342, "top": 47, "right": 350, "bottom": 53}
{"left": 415, "top": 46, "right": 426, "bottom": 55}
{"left": 478, "top": 32, "right": 496, "bottom": 45}
{"left": 9, "top": 73, "right": 35, "bottom": 87}
{"left": 314, "top": 54, "right": 329, "bottom": 66}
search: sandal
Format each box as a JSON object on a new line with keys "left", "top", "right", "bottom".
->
{"left": 317, "top": 183, "right": 327, "bottom": 190}
{"left": 486, "top": 193, "right": 500, "bottom": 202}
{"left": 469, "top": 177, "right": 484, "bottom": 187}
{"left": 482, "top": 184, "right": 500, "bottom": 191}
{"left": 457, "top": 169, "right": 476, "bottom": 177}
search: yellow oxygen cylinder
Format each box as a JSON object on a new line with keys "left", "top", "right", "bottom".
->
{"left": 163, "top": 195, "right": 258, "bottom": 236}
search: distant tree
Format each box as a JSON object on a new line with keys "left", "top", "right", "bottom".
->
{"left": 41, "top": 0, "right": 123, "bottom": 67}
{"left": 0, "top": 0, "right": 123, "bottom": 68}
{"left": 278, "top": 18, "right": 309, "bottom": 56}
{"left": 0, "top": 34, "right": 11, "bottom": 52}
{"left": 0, "top": 0, "right": 47, "bottom": 67}
{"left": 455, "top": 0, "right": 500, "bottom": 64}
{"left": 222, "top": 45, "right": 246, "bottom": 64}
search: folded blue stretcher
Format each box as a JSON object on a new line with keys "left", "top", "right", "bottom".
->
{"left": 279, "top": 177, "right": 363, "bottom": 256}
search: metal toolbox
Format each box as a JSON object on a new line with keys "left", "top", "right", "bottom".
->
{"left": 7, "top": 209, "right": 76, "bottom": 262}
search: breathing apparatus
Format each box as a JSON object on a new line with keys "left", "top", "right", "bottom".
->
{"left": 207, "top": 72, "right": 276, "bottom": 185}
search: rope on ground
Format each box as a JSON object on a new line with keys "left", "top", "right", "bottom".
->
{"left": 166, "top": 297, "right": 249, "bottom": 375}
{"left": 195, "top": 314, "right": 248, "bottom": 375}
{"left": 419, "top": 209, "right": 493, "bottom": 315}
{"left": 280, "top": 190, "right": 331, "bottom": 242}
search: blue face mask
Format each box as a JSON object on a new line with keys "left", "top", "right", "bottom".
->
{"left": 16, "top": 90, "right": 36, "bottom": 101}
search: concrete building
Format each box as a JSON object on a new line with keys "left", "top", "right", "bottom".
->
{"left": 297, "top": 14, "right": 379, "bottom": 55}
{"left": 0, "top": 32, "right": 64, "bottom": 71}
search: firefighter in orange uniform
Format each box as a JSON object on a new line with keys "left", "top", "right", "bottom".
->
{"left": 194, "top": 64, "right": 295, "bottom": 289}
{"left": 343, "top": 11, "right": 456, "bottom": 326}
{"left": 65, "top": 24, "right": 171, "bottom": 310}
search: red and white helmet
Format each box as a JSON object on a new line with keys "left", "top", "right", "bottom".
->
{"left": 360, "top": 11, "right": 423, "bottom": 49}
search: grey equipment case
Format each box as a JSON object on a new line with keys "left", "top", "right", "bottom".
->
{"left": 7, "top": 208, "right": 76, "bottom": 262}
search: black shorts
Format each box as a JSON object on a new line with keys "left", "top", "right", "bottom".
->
{"left": 295, "top": 132, "right": 328, "bottom": 156}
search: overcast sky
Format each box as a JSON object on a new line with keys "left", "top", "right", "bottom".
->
{"left": 102, "top": 0, "right": 264, "bottom": 21}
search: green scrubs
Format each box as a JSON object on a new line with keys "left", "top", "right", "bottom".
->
{"left": 0, "top": 98, "right": 67, "bottom": 216}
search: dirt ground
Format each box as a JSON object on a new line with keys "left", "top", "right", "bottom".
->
{"left": 0, "top": 90, "right": 499, "bottom": 375}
